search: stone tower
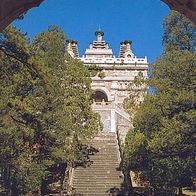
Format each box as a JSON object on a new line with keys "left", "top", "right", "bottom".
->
{"left": 68, "top": 30, "right": 148, "bottom": 141}
{"left": 66, "top": 39, "right": 79, "bottom": 58}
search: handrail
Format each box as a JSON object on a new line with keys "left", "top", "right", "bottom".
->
{"left": 113, "top": 104, "right": 130, "bottom": 121}
{"left": 92, "top": 102, "right": 130, "bottom": 121}
{"left": 66, "top": 165, "right": 74, "bottom": 195}
{"left": 116, "top": 127, "right": 123, "bottom": 165}
{"left": 116, "top": 127, "right": 132, "bottom": 194}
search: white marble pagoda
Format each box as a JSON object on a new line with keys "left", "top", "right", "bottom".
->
{"left": 67, "top": 30, "right": 148, "bottom": 141}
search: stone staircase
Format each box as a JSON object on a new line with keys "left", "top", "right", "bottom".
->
{"left": 72, "top": 132, "right": 123, "bottom": 195}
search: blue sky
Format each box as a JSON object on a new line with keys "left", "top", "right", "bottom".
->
{"left": 14, "top": 0, "right": 169, "bottom": 62}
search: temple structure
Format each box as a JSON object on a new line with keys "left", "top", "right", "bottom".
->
{"left": 67, "top": 30, "right": 148, "bottom": 141}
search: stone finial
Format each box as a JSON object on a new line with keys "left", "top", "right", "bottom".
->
{"left": 66, "top": 39, "right": 79, "bottom": 58}
{"left": 95, "top": 29, "right": 104, "bottom": 42}
{"left": 119, "top": 40, "right": 134, "bottom": 58}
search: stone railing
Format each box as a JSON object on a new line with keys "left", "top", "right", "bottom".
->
{"left": 79, "top": 56, "right": 148, "bottom": 66}
{"left": 63, "top": 165, "right": 74, "bottom": 195}
{"left": 92, "top": 101, "right": 112, "bottom": 106}
{"left": 92, "top": 101, "right": 130, "bottom": 121}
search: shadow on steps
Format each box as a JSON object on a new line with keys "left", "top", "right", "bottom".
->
{"left": 74, "top": 145, "right": 99, "bottom": 168}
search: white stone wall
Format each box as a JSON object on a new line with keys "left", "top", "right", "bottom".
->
{"left": 116, "top": 113, "right": 131, "bottom": 143}
{"left": 91, "top": 66, "right": 147, "bottom": 106}
{"left": 92, "top": 102, "right": 131, "bottom": 141}
{"left": 98, "top": 110, "right": 111, "bottom": 132}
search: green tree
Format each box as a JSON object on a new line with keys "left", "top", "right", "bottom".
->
{"left": 163, "top": 11, "right": 196, "bottom": 52}
{"left": 124, "top": 11, "right": 196, "bottom": 195}
{"left": 0, "top": 25, "right": 100, "bottom": 195}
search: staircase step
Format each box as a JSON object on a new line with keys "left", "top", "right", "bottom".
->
{"left": 72, "top": 133, "right": 123, "bottom": 195}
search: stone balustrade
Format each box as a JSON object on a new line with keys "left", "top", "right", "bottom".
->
{"left": 92, "top": 101, "right": 130, "bottom": 121}
{"left": 79, "top": 56, "right": 148, "bottom": 66}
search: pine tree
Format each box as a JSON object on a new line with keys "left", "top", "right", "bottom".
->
{"left": 0, "top": 25, "right": 100, "bottom": 195}
{"left": 123, "top": 11, "right": 196, "bottom": 195}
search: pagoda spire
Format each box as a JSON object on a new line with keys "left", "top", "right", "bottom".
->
{"left": 84, "top": 29, "right": 113, "bottom": 58}
{"left": 98, "top": 24, "right": 101, "bottom": 31}
{"left": 95, "top": 28, "right": 104, "bottom": 42}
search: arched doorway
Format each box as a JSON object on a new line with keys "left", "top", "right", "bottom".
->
{"left": 93, "top": 90, "right": 108, "bottom": 102}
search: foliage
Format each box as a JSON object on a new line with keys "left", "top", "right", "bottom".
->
{"left": 98, "top": 70, "right": 105, "bottom": 79}
{"left": 163, "top": 11, "right": 196, "bottom": 52}
{"left": 0, "top": 25, "right": 100, "bottom": 195}
{"left": 87, "top": 64, "right": 103, "bottom": 77}
{"left": 123, "top": 71, "right": 147, "bottom": 119}
{"left": 123, "top": 11, "right": 196, "bottom": 195}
